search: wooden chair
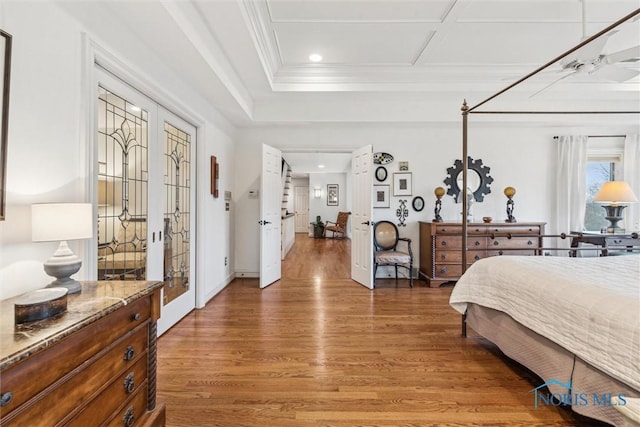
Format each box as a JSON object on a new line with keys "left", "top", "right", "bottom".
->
{"left": 323, "top": 211, "right": 351, "bottom": 238}
{"left": 373, "top": 221, "right": 413, "bottom": 288}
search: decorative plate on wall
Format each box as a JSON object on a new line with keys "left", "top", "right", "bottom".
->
{"left": 375, "top": 166, "right": 388, "bottom": 182}
{"left": 412, "top": 196, "right": 425, "bottom": 212}
{"left": 373, "top": 152, "right": 393, "bottom": 165}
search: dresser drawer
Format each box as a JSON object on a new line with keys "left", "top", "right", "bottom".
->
{"left": 64, "top": 357, "right": 148, "bottom": 427}
{"left": 486, "top": 225, "right": 542, "bottom": 235}
{"left": 436, "top": 250, "right": 485, "bottom": 263}
{"left": 435, "top": 236, "right": 487, "bottom": 249}
{"left": 105, "top": 383, "right": 149, "bottom": 427}
{"left": 488, "top": 236, "right": 539, "bottom": 249}
{"left": 2, "top": 325, "right": 149, "bottom": 426}
{"left": 0, "top": 297, "right": 150, "bottom": 419}
{"left": 434, "top": 225, "right": 486, "bottom": 234}
{"left": 433, "top": 264, "right": 472, "bottom": 278}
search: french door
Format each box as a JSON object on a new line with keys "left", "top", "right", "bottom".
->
{"left": 95, "top": 68, "right": 196, "bottom": 334}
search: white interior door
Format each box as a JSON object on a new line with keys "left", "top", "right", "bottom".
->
{"left": 294, "top": 186, "right": 309, "bottom": 232}
{"left": 260, "top": 144, "right": 282, "bottom": 288}
{"left": 351, "top": 145, "right": 374, "bottom": 288}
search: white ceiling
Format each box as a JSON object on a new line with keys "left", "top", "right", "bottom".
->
{"left": 60, "top": 0, "right": 640, "bottom": 130}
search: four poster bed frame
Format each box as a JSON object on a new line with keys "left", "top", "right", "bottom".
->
{"left": 455, "top": 7, "right": 640, "bottom": 427}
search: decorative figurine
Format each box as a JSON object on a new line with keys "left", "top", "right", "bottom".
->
{"left": 434, "top": 187, "right": 445, "bottom": 222}
{"left": 504, "top": 186, "right": 517, "bottom": 223}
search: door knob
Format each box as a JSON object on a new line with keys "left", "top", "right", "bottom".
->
{"left": 259, "top": 220, "right": 272, "bottom": 225}
{"left": 361, "top": 221, "right": 370, "bottom": 225}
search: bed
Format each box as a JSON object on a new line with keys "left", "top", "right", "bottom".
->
{"left": 449, "top": 255, "right": 640, "bottom": 426}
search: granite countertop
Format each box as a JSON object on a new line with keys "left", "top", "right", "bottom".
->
{"left": 0, "top": 281, "right": 163, "bottom": 371}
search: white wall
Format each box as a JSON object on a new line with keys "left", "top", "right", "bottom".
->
{"left": 0, "top": 2, "right": 236, "bottom": 301}
{"left": 309, "top": 172, "right": 348, "bottom": 228}
{"left": 235, "top": 122, "right": 639, "bottom": 275}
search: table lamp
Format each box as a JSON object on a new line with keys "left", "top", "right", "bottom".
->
{"left": 593, "top": 181, "right": 638, "bottom": 232}
{"left": 32, "top": 203, "right": 93, "bottom": 293}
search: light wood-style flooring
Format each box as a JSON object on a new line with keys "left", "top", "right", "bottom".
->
{"left": 156, "top": 234, "right": 607, "bottom": 426}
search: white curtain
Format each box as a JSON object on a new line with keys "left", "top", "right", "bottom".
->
{"left": 623, "top": 134, "right": 640, "bottom": 231}
{"left": 556, "top": 136, "right": 588, "bottom": 248}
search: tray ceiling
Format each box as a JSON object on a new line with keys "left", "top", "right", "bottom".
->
{"left": 60, "top": 0, "right": 640, "bottom": 125}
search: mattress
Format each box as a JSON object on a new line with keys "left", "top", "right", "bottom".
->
{"left": 449, "top": 255, "right": 640, "bottom": 392}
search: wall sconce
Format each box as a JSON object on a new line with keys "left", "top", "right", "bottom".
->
{"left": 314, "top": 188, "right": 322, "bottom": 198}
{"left": 594, "top": 181, "right": 638, "bottom": 232}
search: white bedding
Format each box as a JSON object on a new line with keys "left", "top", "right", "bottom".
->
{"left": 449, "top": 255, "right": 640, "bottom": 391}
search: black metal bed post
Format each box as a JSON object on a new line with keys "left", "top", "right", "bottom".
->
{"left": 461, "top": 100, "right": 469, "bottom": 338}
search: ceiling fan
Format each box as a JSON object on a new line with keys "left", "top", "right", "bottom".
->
{"left": 531, "top": 2, "right": 640, "bottom": 97}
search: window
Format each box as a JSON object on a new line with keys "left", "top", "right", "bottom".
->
{"left": 584, "top": 138, "right": 624, "bottom": 231}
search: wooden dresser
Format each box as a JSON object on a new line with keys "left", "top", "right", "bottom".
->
{"left": 419, "top": 221, "right": 546, "bottom": 287}
{"left": 0, "top": 281, "right": 165, "bottom": 427}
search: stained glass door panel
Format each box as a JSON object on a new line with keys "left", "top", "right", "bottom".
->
{"left": 163, "top": 122, "right": 191, "bottom": 305}
{"left": 97, "top": 86, "right": 149, "bottom": 281}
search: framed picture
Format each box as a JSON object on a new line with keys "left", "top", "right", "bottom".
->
{"left": 373, "top": 185, "right": 390, "bottom": 208}
{"left": 399, "top": 161, "right": 409, "bottom": 171}
{"left": 0, "top": 30, "right": 12, "bottom": 221}
{"left": 375, "top": 166, "right": 387, "bottom": 182}
{"left": 393, "top": 172, "right": 412, "bottom": 196}
{"left": 210, "top": 155, "right": 219, "bottom": 197}
{"left": 327, "top": 184, "right": 339, "bottom": 206}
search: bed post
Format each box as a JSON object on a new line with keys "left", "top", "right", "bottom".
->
{"left": 461, "top": 100, "right": 469, "bottom": 338}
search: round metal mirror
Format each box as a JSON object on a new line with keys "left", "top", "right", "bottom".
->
{"left": 443, "top": 156, "right": 494, "bottom": 203}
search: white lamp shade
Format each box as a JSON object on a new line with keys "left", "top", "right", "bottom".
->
{"left": 32, "top": 203, "right": 94, "bottom": 242}
{"left": 593, "top": 181, "right": 638, "bottom": 204}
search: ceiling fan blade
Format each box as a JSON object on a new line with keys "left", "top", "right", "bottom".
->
{"left": 529, "top": 71, "right": 577, "bottom": 98}
{"left": 604, "top": 45, "right": 640, "bottom": 64}
{"left": 592, "top": 65, "right": 640, "bottom": 82}
{"left": 561, "top": 35, "right": 610, "bottom": 68}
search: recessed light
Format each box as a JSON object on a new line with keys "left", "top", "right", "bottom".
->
{"left": 309, "top": 54, "right": 323, "bottom": 63}
{"left": 318, "top": 164, "right": 325, "bottom": 169}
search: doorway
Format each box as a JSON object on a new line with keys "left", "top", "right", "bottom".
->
{"left": 95, "top": 67, "right": 197, "bottom": 334}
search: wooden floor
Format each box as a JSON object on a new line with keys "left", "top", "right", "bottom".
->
{"left": 156, "top": 234, "right": 607, "bottom": 426}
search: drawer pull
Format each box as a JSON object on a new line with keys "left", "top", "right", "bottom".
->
{"left": 441, "top": 241, "right": 447, "bottom": 247}
{"left": 0, "top": 391, "right": 13, "bottom": 407}
{"left": 527, "top": 240, "right": 533, "bottom": 246}
{"left": 133, "top": 313, "right": 141, "bottom": 321}
{"left": 123, "top": 345, "right": 136, "bottom": 361}
{"left": 474, "top": 255, "right": 480, "bottom": 261}
{"left": 498, "top": 250, "right": 504, "bottom": 256}
{"left": 493, "top": 241, "right": 499, "bottom": 246}
{"left": 440, "top": 266, "right": 447, "bottom": 274}
{"left": 474, "top": 241, "right": 480, "bottom": 246}
{"left": 123, "top": 407, "right": 135, "bottom": 427}
{"left": 124, "top": 373, "right": 135, "bottom": 394}
{"left": 440, "top": 253, "right": 446, "bottom": 260}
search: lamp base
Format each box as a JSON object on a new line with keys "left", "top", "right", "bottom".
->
{"left": 43, "top": 241, "right": 83, "bottom": 294}
{"left": 602, "top": 205, "right": 626, "bottom": 232}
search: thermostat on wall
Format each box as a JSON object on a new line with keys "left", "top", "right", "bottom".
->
{"left": 249, "top": 190, "right": 259, "bottom": 199}
{"left": 225, "top": 191, "right": 232, "bottom": 201}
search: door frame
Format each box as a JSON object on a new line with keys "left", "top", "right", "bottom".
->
{"left": 81, "top": 35, "right": 207, "bottom": 311}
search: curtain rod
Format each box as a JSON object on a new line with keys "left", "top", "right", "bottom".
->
{"left": 553, "top": 135, "right": 626, "bottom": 139}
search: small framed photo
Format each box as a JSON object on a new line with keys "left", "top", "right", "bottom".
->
{"left": 393, "top": 172, "right": 412, "bottom": 196}
{"left": 327, "top": 184, "right": 339, "bottom": 206}
{"left": 373, "top": 185, "right": 390, "bottom": 208}
{"left": 398, "top": 161, "right": 409, "bottom": 171}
